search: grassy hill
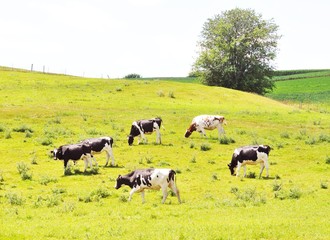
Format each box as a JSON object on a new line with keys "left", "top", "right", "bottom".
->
{"left": 0, "top": 68, "right": 329, "bottom": 239}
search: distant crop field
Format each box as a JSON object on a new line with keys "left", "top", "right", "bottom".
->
{"left": 266, "top": 75, "right": 330, "bottom": 113}
{"left": 0, "top": 68, "right": 329, "bottom": 239}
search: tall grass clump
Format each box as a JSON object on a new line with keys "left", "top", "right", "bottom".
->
{"left": 6, "top": 192, "right": 24, "bottom": 205}
{"left": 200, "top": 143, "right": 211, "bottom": 151}
{"left": 228, "top": 187, "right": 266, "bottom": 206}
{"left": 325, "top": 156, "right": 330, "bottom": 164}
{"left": 17, "top": 162, "right": 32, "bottom": 180}
{"left": 13, "top": 125, "right": 33, "bottom": 133}
{"left": 219, "top": 136, "right": 235, "bottom": 145}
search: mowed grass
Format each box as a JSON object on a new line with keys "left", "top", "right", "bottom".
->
{"left": 0, "top": 69, "right": 329, "bottom": 239}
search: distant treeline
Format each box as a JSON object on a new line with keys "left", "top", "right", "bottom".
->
{"left": 273, "top": 69, "right": 330, "bottom": 76}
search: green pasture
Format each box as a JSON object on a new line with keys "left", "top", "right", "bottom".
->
{"left": 266, "top": 74, "right": 330, "bottom": 113}
{"left": 0, "top": 69, "right": 329, "bottom": 239}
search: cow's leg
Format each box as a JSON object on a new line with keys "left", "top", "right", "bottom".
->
{"left": 140, "top": 191, "right": 146, "bottom": 203}
{"left": 161, "top": 185, "right": 168, "bottom": 204}
{"left": 83, "top": 157, "right": 88, "bottom": 172}
{"left": 259, "top": 162, "right": 265, "bottom": 178}
{"left": 129, "top": 187, "right": 139, "bottom": 201}
{"left": 243, "top": 165, "right": 247, "bottom": 177}
{"left": 169, "top": 182, "right": 181, "bottom": 203}
{"left": 64, "top": 160, "right": 69, "bottom": 175}
{"left": 264, "top": 159, "right": 269, "bottom": 178}
{"left": 217, "top": 125, "right": 224, "bottom": 139}
{"left": 236, "top": 162, "right": 241, "bottom": 177}
{"left": 88, "top": 154, "right": 97, "bottom": 167}
{"left": 153, "top": 122, "right": 161, "bottom": 144}
{"left": 141, "top": 132, "right": 147, "bottom": 144}
{"left": 105, "top": 147, "right": 115, "bottom": 166}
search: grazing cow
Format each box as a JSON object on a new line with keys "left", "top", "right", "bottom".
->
{"left": 81, "top": 137, "right": 115, "bottom": 166}
{"left": 115, "top": 168, "right": 181, "bottom": 204}
{"left": 185, "top": 115, "right": 226, "bottom": 139}
{"left": 51, "top": 143, "right": 92, "bottom": 174}
{"left": 128, "top": 118, "right": 162, "bottom": 145}
{"left": 228, "top": 145, "right": 271, "bottom": 178}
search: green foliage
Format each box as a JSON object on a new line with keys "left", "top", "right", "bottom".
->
{"left": 219, "top": 136, "right": 235, "bottom": 144}
{"left": 5, "top": 192, "right": 24, "bottom": 205}
{"left": 16, "top": 162, "right": 32, "bottom": 180}
{"left": 193, "top": 8, "right": 280, "bottom": 95}
{"left": 200, "top": 143, "right": 211, "bottom": 151}
{"left": 124, "top": 73, "right": 141, "bottom": 78}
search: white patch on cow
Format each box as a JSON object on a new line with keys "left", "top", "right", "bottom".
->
{"left": 128, "top": 169, "right": 181, "bottom": 204}
{"left": 236, "top": 150, "right": 269, "bottom": 178}
{"left": 191, "top": 115, "right": 225, "bottom": 139}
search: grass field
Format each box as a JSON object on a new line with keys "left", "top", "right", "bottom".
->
{"left": 0, "top": 68, "right": 329, "bottom": 239}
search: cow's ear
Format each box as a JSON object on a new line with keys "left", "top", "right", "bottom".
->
{"left": 117, "top": 175, "right": 122, "bottom": 179}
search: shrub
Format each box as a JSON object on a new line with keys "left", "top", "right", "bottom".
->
{"left": 6, "top": 192, "right": 24, "bottom": 205}
{"left": 230, "top": 187, "right": 266, "bottom": 206}
{"left": 39, "top": 175, "right": 58, "bottom": 185}
{"left": 272, "top": 180, "right": 282, "bottom": 191}
{"left": 246, "top": 172, "right": 256, "bottom": 179}
{"left": 157, "top": 90, "right": 165, "bottom": 97}
{"left": 4, "top": 130, "right": 11, "bottom": 139}
{"left": 305, "top": 137, "right": 316, "bottom": 145}
{"left": 280, "top": 132, "right": 290, "bottom": 139}
{"left": 168, "top": 91, "right": 175, "bottom": 98}
{"left": 124, "top": 73, "right": 141, "bottom": 78}
{"left": 326, "top": 156, "right": 330, "bottom": 164}
{"left": 0, "top": 125, "right": 5, "bottom": 132}
{"left": 41, "top": 138, "right": 52, "bottom": 146}
{"left": 17, "top": 162, "right": 32, "bottom": 180}
{"left": 219, "top": 136, "right": 235, "bottom": 145}
{"left": 25, "top": 130, "right": 33, "bottom": 138}
{"left": 79, "top": 187, "right": 111, "bottom": 203}
{"left": 13, "top": 125, "right": 33, "bottom": 133}
{"left": 200, "top": 143, "right": 211, "bottom": 151}
{"left": 288, "top": 187, "right": 302, "bottom": 199}
{"left": 320, "top": 181, "right": 328, "bottom": 189}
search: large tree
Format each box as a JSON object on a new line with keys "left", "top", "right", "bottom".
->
{"left": 193, "top": 8, "right": 281, "bottom": 95}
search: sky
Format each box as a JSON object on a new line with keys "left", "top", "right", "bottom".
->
{"left": 1, "top": 0, "right": 329, "bottom": 78}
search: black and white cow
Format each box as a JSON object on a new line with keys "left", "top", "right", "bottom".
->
{"left": 228, "top": 145, "right": 271, "bottom": 178}
{"left": 81, "top": 136, "right": 115, "bottom": 167}
{"left": 51, "top": 143, "right": 92, "bottom": 174}
{"left": 185, "top": 115, "right": 226, "bottom": 139}
{"left": 128, "top": 118, "right": 162, "bottom": 145}
{"left": 115, "top": 168, "right": 181, "bottom": 204}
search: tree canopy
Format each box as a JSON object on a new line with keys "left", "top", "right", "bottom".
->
{"left": 192, "top": 8, "right": 281, "bottom": 95}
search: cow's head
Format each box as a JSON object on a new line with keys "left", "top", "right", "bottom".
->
{"left": 127, "top": 135, "right": 134, "bottom": 145}
{"left": 51, "top": 148, "right": 60, "bottom": 160}
{"left": 114, "top": 175, "right": 123, "bottom": 189}
{"left": 258, "top": 145, "right": 271, "bottom": 155}
{"left": 184, "top": 123, "right": 197, "bottom": 138}
{"left": 227, "top": 163, "right": 236, "bottom": 176}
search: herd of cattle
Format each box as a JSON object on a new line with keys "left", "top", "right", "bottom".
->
{"left": 51, "top": 115, "right": 271, "bottom": 203}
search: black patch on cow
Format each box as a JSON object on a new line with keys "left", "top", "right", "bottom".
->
{"left": 128, "top": 118, "right": 162, "bottom": 145}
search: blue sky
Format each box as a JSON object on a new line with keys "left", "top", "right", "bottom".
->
{"left": 1, "top": 0, "right": 329, "bottom": 78}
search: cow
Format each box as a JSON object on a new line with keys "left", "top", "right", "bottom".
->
{"left": 81, "top": 136, "right": 115, "bottom": 167}
{"left": 51, "top": 143, "right": 92, "bottom": 174}
{"left": 227, "top": 145, "right": 271, "bottom": 178}
{"left": 128, "top": 117, "right": 162, "bottom": 145}
{"left": 115, "top": 168, "right": 181, "bottom": 204}
{"left": 184, "top": 115, "right": 226, "bottom": 139}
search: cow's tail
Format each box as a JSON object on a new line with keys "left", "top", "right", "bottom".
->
{"left": 168, "top": 169, "right": 176, "bottom": 183}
